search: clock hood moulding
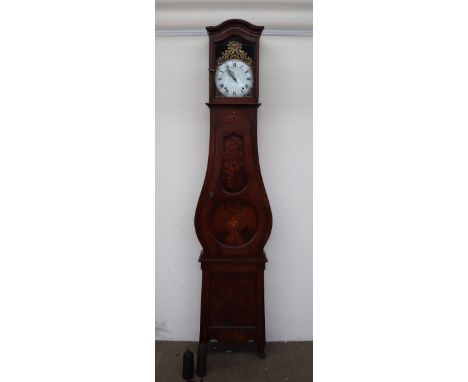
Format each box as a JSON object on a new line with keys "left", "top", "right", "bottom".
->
{"left": 206, "top": 19, "right": 264, "bottom": 43}
{"left": 206, "top": 19, "right": 264, "bottom": 35}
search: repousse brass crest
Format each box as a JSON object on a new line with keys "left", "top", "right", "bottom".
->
{"left": 217, "top": 41, "right": 253, "bottom": 67}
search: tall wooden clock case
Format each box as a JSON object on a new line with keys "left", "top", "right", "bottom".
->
{"left": 194, "top": 19, "right": 273, "bottom": 364}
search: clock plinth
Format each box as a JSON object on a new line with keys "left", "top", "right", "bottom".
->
{"left": 194, "top": 20, "right": 271, "bottom": 364}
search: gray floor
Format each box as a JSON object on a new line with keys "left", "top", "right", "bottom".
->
{"left": 156, "top": 341, "right": 313, "bottom": 381}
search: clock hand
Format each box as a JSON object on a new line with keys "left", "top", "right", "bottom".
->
{"left": 226, "top": 68, "right": 238, "bottom": 83}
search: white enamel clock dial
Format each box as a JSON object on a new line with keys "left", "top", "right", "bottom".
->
{"left": 215, "top": 59, "right": 253, "bottom": 97}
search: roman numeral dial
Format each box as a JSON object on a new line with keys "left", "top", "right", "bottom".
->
{"left": 215, "top": 59, "right": 253, "bottom": 97}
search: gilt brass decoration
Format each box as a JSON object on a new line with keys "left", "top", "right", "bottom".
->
{"left": 217, "top": 41, "right": 253, "bottom": 67}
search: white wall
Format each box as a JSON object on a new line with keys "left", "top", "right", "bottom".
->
{"left": 156, "top": 0, "right": 313, "bottom": 31}
{"left": 156, "top": 33, "right": 312, "bottom": 341}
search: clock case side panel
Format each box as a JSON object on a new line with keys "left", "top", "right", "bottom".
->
{"left": 207, "top": 20, "right": 263, "bottom": 105}
{"left": 194, "top": 111, "right": 217, "bottom": 254}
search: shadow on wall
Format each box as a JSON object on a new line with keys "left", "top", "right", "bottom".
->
{"left": 155, "top": 320, "right": 173, "bottom": 339}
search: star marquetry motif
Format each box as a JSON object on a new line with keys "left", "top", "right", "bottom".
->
{"left": 229, "top": 217, "right": 239, "bottom": 227}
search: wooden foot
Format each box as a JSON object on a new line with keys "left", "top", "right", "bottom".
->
{"left": 257, "top": 342, "right": 266, "bottom": 358}
{"left": 196, "top": 342, "right": 208, "bottom": 377}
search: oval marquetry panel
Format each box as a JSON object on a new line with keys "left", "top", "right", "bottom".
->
{"left": 210, "top": 199, "right": 257, "bottom": 247}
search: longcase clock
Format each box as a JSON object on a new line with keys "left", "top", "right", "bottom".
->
{"left": 194, "top": 19, "right": 272, "bottom": 368}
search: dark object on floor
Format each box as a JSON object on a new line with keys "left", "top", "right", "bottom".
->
{"left": 196, "top": 342, "right": 207, "bottom": 377}
{"left": 182, "top": 349, "right": 194, "bottom": 380}
{"left": 157, "top": 341, "right": 313, "bottom": 381}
